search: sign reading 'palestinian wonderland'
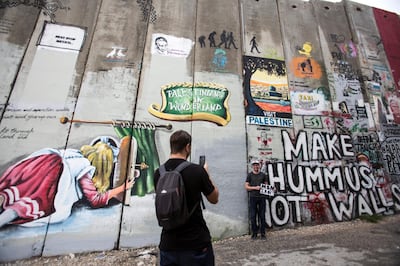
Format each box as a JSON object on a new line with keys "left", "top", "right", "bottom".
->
{"left": 148, "top": 82, "right": 231, "bottom": 126}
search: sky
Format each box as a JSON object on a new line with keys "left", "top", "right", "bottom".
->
{"left": 325, "top": 0, "right": 400, "bottom": 14}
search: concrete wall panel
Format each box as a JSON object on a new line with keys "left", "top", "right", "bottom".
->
{"left": 314, "top": 0, "right": 369, "bottom": 136}
{"left": 41, "top": 0, "right": 147, "bottom": 256}
{"left": 0, "top": 0, "right": 102, "bottom": 261}
{"left": 191, "top": 0, "right": 247, "bottom": 238}
{"left": 119, "top": 0, "right": 198, "bottom": 248}
{"left": 373, "top": 8, "right": 400, "bottom": 92}
{"left": 278, "top": 0, "right": 331, "bottom": 125}
{"left": 194, "top": 0, "right": 241, "bottom": 73}
{"left": 276, "top": 0, "right": 337, "bottom": 226}
{"left": 345, "top": 2, "right": 396, "bottom": 130}
{"left": 242, "top": 0, "right": 290, "bottom": 166}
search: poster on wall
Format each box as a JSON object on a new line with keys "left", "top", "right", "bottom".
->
{"left": 381, "top": 124, "right": 400, "bottom": 182}
{"left": 151, "top": 33, "right": 193, "bottom": 58}
{"left": 332, "top": 73, "right": 362, "bottom": 107}
{"left": 291, "top": 90, "right": 326, "bottom": 115}
{"left": 38, "top": 21, "right": 86, "bottom": 51}
{"left": 243, "top": 56, "right": 292, "bottom": 127}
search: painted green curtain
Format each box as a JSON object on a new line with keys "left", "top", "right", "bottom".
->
{"left": 114, "top": 126, "right": 159, "bottom": 196}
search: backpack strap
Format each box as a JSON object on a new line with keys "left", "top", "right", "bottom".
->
{"left": 159, "top": 164, "right": 166, "bottom": 175}
{"left": 174, "top": 161, "right": 206, "bottom": 211}
{"left": 174, "top": 161, "right": 191, "bottom": 172}
{"left": 159, "top": 161, "right": 191, "bottom": 175}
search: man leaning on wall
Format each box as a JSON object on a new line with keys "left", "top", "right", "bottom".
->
{"left": 245, "top": 159, "right": 268, "bottom": 240}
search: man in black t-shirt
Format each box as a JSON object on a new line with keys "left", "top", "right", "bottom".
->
{"left": 154, "top": 130, "right": 219, "bottom": 266}
{"left": 245, "top": 159, "right": 268, "bottom": 240}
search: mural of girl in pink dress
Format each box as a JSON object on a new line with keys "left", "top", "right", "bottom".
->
{"left": 0, "top": 136, "right": 136, "bottom": 228}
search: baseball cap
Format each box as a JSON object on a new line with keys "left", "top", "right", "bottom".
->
{"left": 251, "top": 159, "right": 260, "bottom": 165}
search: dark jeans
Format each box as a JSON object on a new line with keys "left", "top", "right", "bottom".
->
{"left": 249, "top": 196, "right": 266, "bottom": 235}
{"left": 159, "top": 243, "right": 215, "bottom": 266}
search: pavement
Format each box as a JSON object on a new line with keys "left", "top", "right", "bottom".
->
{"left": 5, "top": 214, "right": 400, "bottom": 266}
{"left": 214, "top": 214, "right": 400, "bottom": 266}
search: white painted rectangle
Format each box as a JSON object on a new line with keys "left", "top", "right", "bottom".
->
{"left": 38, "top": 22, "right": 86, "bottom": 51}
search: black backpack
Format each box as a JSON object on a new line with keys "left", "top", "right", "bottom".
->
{"left": 155, "top": 161, "right": 199, "bottom": 230}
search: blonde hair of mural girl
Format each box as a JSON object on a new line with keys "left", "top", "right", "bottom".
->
{"left": 80, "top": 142, "right": 114, "bottom": 193}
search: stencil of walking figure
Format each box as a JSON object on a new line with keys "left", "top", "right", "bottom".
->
{"left": 227, "top": 32, "right": 238, "bottom": 49}
{"left": 218, "top": 30, "right": 228, "bottom": 48}
{"left": 250, "top": 36, "right": 260, "bottom": 53}
{"left": 209, "top": 31, "right": 217, "bottom": 47}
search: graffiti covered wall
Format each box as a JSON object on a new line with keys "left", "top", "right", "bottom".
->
{"left": 0, "top": 0, "right": 399, "bottom": 262}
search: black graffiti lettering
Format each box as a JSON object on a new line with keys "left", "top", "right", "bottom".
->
{"left": 266, "top": 162, "right": 286, "bottom": 191}
{"left": 344, "top": 166, "right": 361, "bottom": 192}
{"left": 356, "top": 192, "right": 373, "bottom": 216}
{"left": 267, "top": 195, "right": 307, "bottom": 226}
{"left": 265, "top": 188, "right": 396, "bottom": 226}
{"left": 384, "top": 154, "right": 400, "bottom": 174}
{"left": 282, "top": 130, "right": 308, "bottom": 161}
{"left": 376, "top": 187, "right": 394, "bottom": 209}
{"left": 311, "top": 132, "right": 329, "bottom": 159}
{"left": 359, "top": 165, "right": 374, "bottom": 189}
{"left": 269, "top": 162, "right": 376, "bottom": 194}
{"left": 331, "top": 51, "right": 344, "bottom": 60}
{"left": 339, "top": 134, "right": 354, "bottom": 157}
{"left": 353, "top": 143, "right": 378, "bottom": 152}
{"left": 391, "top": 184, "right": 400, "bottom": 209}
{"left": 304, "top": 166, "right": 325, "bottom": 192}
{"left": 287, "top": 195, "right": 308, "bottom": 223}
{"left": 385, "top": 154, "right": 394, "bottom": 172}
{"left": 264, "top": 131, "right": 399, "bottom": 227}
{"left": 326, "top": 192, "right": 353, "bottom": 221}
{"left": 326, "top": 134, "right": 342, "bottom": 158}
{"left": 283, "top": 131, "right": 354, "bottom": 161}
{"left": 270, "top": 196, "right": 289, "bottom": 226}
{"left": 287, "top": 164, "right": 304, "bottom": 193}
{"left": 323, "top": 166, "right": 345, "bottom": 191}
{"left": 368, "top": 189, "right": 386, "bottom": 214}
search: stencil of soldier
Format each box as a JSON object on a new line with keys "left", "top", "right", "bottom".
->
{"left": 227, "top": 32, "right": 238, "bottom": 49}
{"left": 208, "top": 31, "right": 217, "bottom": 47}
{"left": 218, "top": 30, "right": 228, "bottom": 49}
{"left": 198, "top": 35, "right": 206, "bottom": 48}
{"left": 250, "top": 36, "right": 260, "bottom": 53}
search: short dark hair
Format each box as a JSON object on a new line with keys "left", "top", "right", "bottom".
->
{"left": 155, "top": 36, "right": 167, "bottom": 44}
{"left": 170, "top": 130, "right": 191, "bottom": 153}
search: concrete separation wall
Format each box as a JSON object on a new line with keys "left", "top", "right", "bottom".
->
{"left": 0, "top": 0, "right": 399, "bottom": 262}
